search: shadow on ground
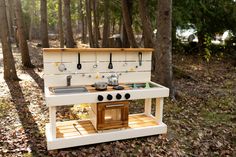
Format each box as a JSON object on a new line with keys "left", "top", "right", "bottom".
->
{"left": 26, "top": 69, "right": 44, "bottom": 92}
{"left": 6, "top": 81, "right": 47, "bottom": 156}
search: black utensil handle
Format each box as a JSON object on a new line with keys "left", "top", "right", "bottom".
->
{"left": 78, "top": 53, "right": 80, "bottom": 64}
{"left": 108, "top": 53, "right": 113, "bottom": 69}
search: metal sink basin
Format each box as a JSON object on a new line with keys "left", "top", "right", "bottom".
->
{"left": 126, "top": 82, "right": 160, "bottom": 89}
{"left": 49, "top": 86, "right": 88, "bottom": 94}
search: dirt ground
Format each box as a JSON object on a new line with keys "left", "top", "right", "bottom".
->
{"left": 0, "top": 41, "right": 235, "bottom": 157}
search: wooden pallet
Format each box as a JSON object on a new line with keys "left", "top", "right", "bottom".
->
{"left": 56, "top": 114, "right": 158, "bottom": 139}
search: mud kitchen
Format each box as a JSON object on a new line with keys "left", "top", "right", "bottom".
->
{"left": 43, "top": 48, "right": 169, "bottom": 150}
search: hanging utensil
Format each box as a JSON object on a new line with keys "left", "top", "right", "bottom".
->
{"left": 93, "top": 52, "right": 98, "bottom": 68}
{"left": 77, "top": 53, "right": 82, "bottom": 70}
{"left": 108, "top": 53, "right": 113, "bottom": 69}
{"left": 123, "top": 52, "right": 127, "bottom": 66}
{"left": 58, "top": 51, "right": 66, "bottom": 72}
{"left": 138, "top": 52, "right": 142, "bottom": 66}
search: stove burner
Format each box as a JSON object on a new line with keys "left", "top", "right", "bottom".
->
{"left": 113, "top": 86, "right": 124, "bottom": 90}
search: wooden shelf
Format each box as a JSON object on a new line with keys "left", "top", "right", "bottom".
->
{"left": 56, "top": 114, "right": 158, "bottom": 139}
{"left": 43, "top": 48, "right": 154, "bottom": 53}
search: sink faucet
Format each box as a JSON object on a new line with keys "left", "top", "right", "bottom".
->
{"left": 66, "top": 75, "right": 72, "bottom": 86}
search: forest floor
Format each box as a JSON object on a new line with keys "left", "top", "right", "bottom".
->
{"left": 0, "top": 41, "right": 235, "bottom": 157}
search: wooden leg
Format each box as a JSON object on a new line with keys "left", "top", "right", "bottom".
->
{"left": 155, "top": 98, "right": 163, "bottom": 123}
{"left": 49, "top": 106, "right": 56, "bottom": 139}
{"left": 144, "top": 98, "right": 152, "bottom": 116}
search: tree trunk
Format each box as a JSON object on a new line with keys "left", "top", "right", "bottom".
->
{"left": 86, "top": 0, "right": 94, "bottom": 47}
{"left": 121, "top": 21, "right": 129, "bottom": 48}
{"left": 156, "top": 0, "right": 174, "bottom": 98}
{"left": 111, "top": 18, "right": 116, "bottom": 35}
{"left": 0, "top": 0, "right": 19, "bottom": 81}
{"left": 29, "top": 0, "right": 36, "bottom": 40}
{"left": 58, "top": 0, "right": 64, "bottom": 48}
{"left": 121, "top": 0, "right": 138, "bottom": 48}
{"left": 138, "top": 0, "right": 154, "bottom": 48}
{"left": 102, "top": 0, "right": 110, "bottom": 48}
{"left": 92, "top": 0, "right": 99, "bottom": 47}
{"left": 5, "top": 0, "right": 14, "bottom": 41}
{"left": 63, "top": 0, "right": 75, "bottom": 48}
{"left": 78, "top": 0, "right": 86, "bottom": 43}
{"left": 14, "top": 0, "right": 34, "bottom": 68}
{"left": 40, "top": 0, "right": 49, "bottom": 48}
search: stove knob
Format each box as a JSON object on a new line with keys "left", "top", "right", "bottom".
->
{"left": 116, "top": 93, "right": 122, "bottom": 100}
{"left": 125, "top": 93, "right": 130, "bottom": 99}
{"left": 97, "top": 95, "right": 104, "bottom": 101}
{"left": 107, "top": 94, "right": 113, "bottom": 100}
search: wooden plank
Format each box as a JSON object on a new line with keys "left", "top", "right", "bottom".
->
{"left": 155, "top": 98, "right": 163, "bottom": 123}
{"left": 44, "top": 71, "right": 151, "bottom": 87}
{"left": 144, "top": 98, "right": 152, "bottom": 116}
{"left": 49, "top": 107, "right": 56, "bottom": 139}
{"left": 55, "top": 114, "right": 158, "bottom": 138}
{"left": 56, "top": 120, "right": 91, "bottom": 127}
{"left": 43, "top": 61, "right": 151, "bottom": 75}
{"left": 46, "top": 122, "right": 167, "bottom": 150}
{"left": 43, "top": 48, "right": 154, "bottom": 53}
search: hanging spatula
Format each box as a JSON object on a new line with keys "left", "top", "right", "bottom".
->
{"left": 77, "top": 53, "right": 82, "bottom": 70}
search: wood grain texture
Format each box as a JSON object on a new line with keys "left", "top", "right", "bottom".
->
{"left": 56, "top": 114, "right": 158, "bottom": 138}
{"left": 43, "top": 48, "right": 154, "bottom": 52}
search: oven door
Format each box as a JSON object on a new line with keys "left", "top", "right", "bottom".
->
{"left": 97, "top": 101, "right": 129, "bottom": 130}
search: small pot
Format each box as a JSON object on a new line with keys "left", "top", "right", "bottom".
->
{"left": 93, "top": 82, "right": 108, "bottom": 90}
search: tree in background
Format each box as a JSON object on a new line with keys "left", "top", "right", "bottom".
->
{"left": 138, "top": 0, "right": 154, "bottom": 48}
{"left": 86, "top": 0, "right": 94, "bottom": 47}
{"left": 0, "top": 0, "right": 19, "bottom": 81}
{"left": 40, "top": 0, "right": 49, "bottom": 48}
{"left": 102, "top": 0, "right": 110, "bottom": 48}
{"left": 58, "top": 0, "right": 64, "bottom": 48}
{"left": 92, "top": 0, "right": 99, "bottom": 48}
{"left": 121, "top": 0, "right": 137, "bottom": 48}
{"left": 156, "top": 0, "right": 173, "bottom": 98}
{"left": 63, "top": 0, "right": 75, "bottom": 48}
{"left": 78, "top": 0, "right": 87, "bottom": 44}
{"left": 14, "top": 0, "right": 34, "bottom": 68}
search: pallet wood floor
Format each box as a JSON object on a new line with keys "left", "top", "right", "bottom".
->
{"left": 56, "top": 114, "right": 158, "bottom": 138}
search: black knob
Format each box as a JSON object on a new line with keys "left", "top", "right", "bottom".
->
{"left": 107, "top": 94, "right": 113, "bottom": 100}
{"left": 125, "top": 93, "right": 130, "bottom": 99}
{"left": 116, "top": 93, "right": 122, "bottom": 100}
{"left": 97, "top": 95, "right": 103, "bottom": 101}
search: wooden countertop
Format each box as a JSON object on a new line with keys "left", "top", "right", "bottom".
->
{"left": 43, "top": 48, "right": 154, "bottom": 53}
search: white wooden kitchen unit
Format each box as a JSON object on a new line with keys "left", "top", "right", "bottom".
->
{"left": 43, "top": 48, "right": 169, "bottom": 150}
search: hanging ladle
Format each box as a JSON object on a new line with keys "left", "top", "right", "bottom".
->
{"left": 58, "top": 51, "right": 67, "bottom": 72}
{"left": 77, "top": 53, "right": 82, "bottom": 69}
{"left": 108, "top": 53, "right": 113, "bottom": 69}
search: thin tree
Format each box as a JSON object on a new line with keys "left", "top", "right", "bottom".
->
{"left": 63, "top": 0, "right": 75, "bottom": 48}
{"left": 40, "top": 0, "right": 49, "bottom": 48}
{"left": 58, "top": 0, "right": 64, "bottom": 48}
{"left": 156, "top": 0, "right": 174, "bottom": 98}
{"left": 5, "top": 0, "right": 14, "bottom": 41}
{"left": 92, "top": 0, "right": 99, "bottom": 47}
{"left": 102, "top": 0, "right": 110, "bottom": 48}
{"left": 14, "top": 0, "right": 34, "bottom": 68}
{"left": 29, "top": 0, "right": 36, "bottom": 40}
{"left": 121, "top": 0, "right": 138, "bottom": 48}
{"left": 86, "top": 0, "right": 94, "bottom": 47}
{"left": 138, "top": 0, "right": 154, "bottom": 48}
{"left": 0, "top": 0, "right": 19, "bottom": 81}
{"left": 78, "top": 0, "right": 87, "bottom": 43}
